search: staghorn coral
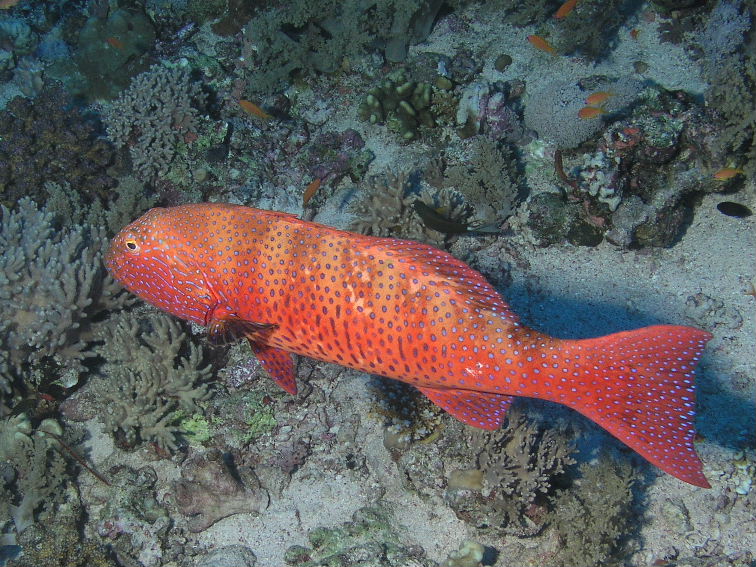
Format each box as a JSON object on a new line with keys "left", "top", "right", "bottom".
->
{"left": 0, "top": 85, "right": 117, "bottom": 207}
{"left": 103, "top": 64, "right": 206, "bottom": 181}
{"left": 93, "top": 311, "right": 213, "bottom": 451}
{"left": 0, "top": 198, "right": 129, "bottom": 398}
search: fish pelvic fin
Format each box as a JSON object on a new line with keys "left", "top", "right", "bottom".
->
{"left": 562, "top": 325, "right": 712, "bottom": 487}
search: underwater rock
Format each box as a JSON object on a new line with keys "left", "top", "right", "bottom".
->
{"left": 95, "top": 466, "right": 170, "bottom": 567}
{"left": 173, "top": 449, "right": 270, "bottom": 532}
{"left": 283, "top": 506, "right": 434, "bottom": 567}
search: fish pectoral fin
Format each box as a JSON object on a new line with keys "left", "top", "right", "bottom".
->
{"left": 207, "top": 315, "right": 277, "bottom": 346}
{"left": 249, "top": 341, "right": 297, "bottom": 395}
{"left": 417, "top": 386, "right": 514, "bottom": 430}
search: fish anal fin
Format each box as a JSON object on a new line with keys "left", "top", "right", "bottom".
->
{"left": 208, "top": 315, "right": 277, "bottom": 346}
{"left": 249, "top": 341, "right": 297, "bottom": 395}
{"left": 417, "top": 386, "right": 514, "bottom": 430}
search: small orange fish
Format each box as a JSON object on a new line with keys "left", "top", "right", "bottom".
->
{"left": 107, "top": 203, "right": 712, "bottom": 487}
{"left": 302, "top": 178, "right": 321, "bottom": 206}
{"left": 239, "top": 99, "right": 272, "bottom": 121}
{"left": 713, "top": 167, "right": 744, "bottom": 180}
{"left": 630, "top": 28, "right": 641, "bottom": 40}
{"left": 527, "top": 35, "right": 557, "bottom": 56}
{"left": 585, "top": 91, "right": 614, "bottom": 106}
{"left": 578, "top": 106, "right": 606, "bottom": 119}
{"left": 554, "top": 0, "right": 578, "bottom": 19}
{"left": 106, "top": 37, "right": 125, "bottom": 50}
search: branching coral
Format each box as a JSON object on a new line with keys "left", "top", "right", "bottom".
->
{"left": 547, "top": 459, "right": 637, "bottom": 566}
{"left": 0, "top": 415, "right": 67, "bottom": 541}
{"left": 441, "top": 138, "right": 523, "bottom": 226}
{"left": 243, "top": 1, "right": 444, "bottom": 94}
{"left": 103, "top": 64, "right": 206, "bottom": 181}
{"left": 0, "top": 198, "right": 129, "bottom": 398}
{"left": 446, "top": 410, "right": 576, "bottom": 536}
{"left": 348, "top": 170, "right": 472, "bottom": 248}
{"left": 94, "top": 311, "right": 213, "bottom": 450}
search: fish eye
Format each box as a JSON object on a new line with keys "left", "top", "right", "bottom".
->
{"left": 125, "top": 239, "right": 139, "bottom": 252}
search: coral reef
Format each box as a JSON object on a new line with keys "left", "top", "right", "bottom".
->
{"left": 530, "top": 87, "right": 731, "bottom": 248}
{"left": 349, "top": 141, "right": 520, "bottom": 247}
{"left": 445, "top": 410, "right": 576, "bottom": 536}
{"left": 46, "top": 7, "right": 156, "bottom": 100}
{"left": 0, "top": 415, "right": 67, "bottom": 540}
{"left": 0, "top": 198, "right": 128, "bottom": 398}
{"left": 547, "top": 459, "right": 638, "bottom": 567}
{"left": 104, "top": 64, "right": 207, "bottom": 181}
{"left": 173, "top": 449, "right": 269, "bottom": 532}
{"left": 93, "top": 466, "right": 171, "bottom": 567}
{"left": 0, "top": 85, "right": 117, "bottom": 206}
{"left": 700, "top": 0, "right": 755, "bottom": 178}
{"left": 546, "top": 0, "right": 628, "bottom": 59}
{"left": 92, "top": 311, "right": 213, "bottom": 450}
{"left": 283, "top": 506, "right": 435, "bottom": 567}
{"left": 243, "top": 1, "right": 445, "bottom": 94}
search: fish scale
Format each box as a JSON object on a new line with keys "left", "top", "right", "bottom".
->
{"left": 106, "top": 203, "right": 712, "bottom": 487}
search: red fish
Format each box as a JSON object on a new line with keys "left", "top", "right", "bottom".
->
{"left": 106, "top": 204, "right": 712, "bottom": 487}
{"left": 527, "top": 35, "right": 558, "bottom": 56}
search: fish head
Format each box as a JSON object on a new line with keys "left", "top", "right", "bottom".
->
{"left": 106, "top": 206, "right": 214, "bottom": 325}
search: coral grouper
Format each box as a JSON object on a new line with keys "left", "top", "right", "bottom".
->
{"left": 106, "top": 203, "right": 712, "bottom": 487}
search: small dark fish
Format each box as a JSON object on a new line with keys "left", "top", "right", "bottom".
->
{"left": 716, "top": 201, "right": 752, "bottom": 218}
{"left": 413, "top": 200, "right": 499, "bottom": 234}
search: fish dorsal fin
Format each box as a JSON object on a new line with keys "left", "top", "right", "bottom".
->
{"left": 417, "top": 386, "right": 514, "bottom": 430}
{"left": 367, "top": 238, "right": 518, "bottom": 321}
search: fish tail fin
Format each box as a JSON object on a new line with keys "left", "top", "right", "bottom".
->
{"left": 562, "top": 325, "right": 712, "bottom": 487}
